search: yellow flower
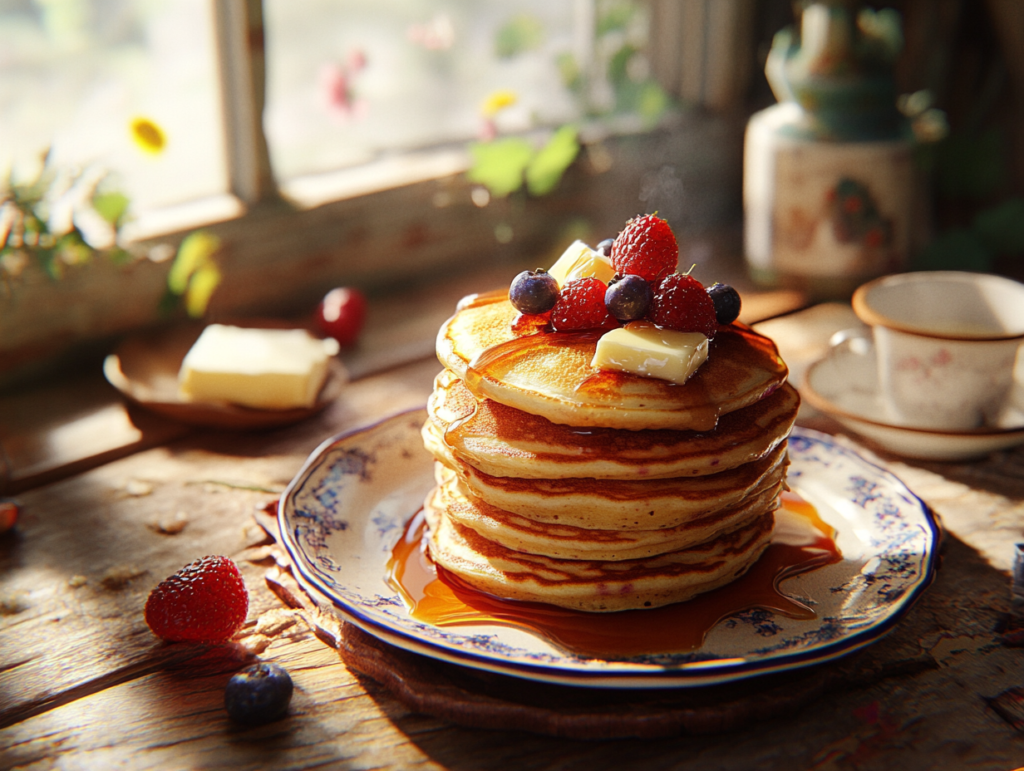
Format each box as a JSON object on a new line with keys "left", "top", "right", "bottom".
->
{"left": 480, "top": 90, "right": 518, "bottom": 118}
{"left": 130, "top": 117, "right": 167, "bottom": 155}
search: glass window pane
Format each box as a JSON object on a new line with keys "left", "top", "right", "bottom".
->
{"left": 0, "top": 0, "right": 227, "bottom": 212}
{"left": 263, "top": 0, "right": 597, "bottom": 182}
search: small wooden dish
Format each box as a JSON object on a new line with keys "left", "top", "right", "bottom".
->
{"left": 103, "top": 321, "right": 347, "bottom": 430}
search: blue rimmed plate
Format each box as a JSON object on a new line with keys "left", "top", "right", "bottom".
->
{"left": 278, "top": 409, "right": 939, "bottom": 689}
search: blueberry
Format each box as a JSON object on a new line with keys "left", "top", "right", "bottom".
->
{"left": 707, "top": 283, "right": 741, "bottom": 324}
{"left": 596, "top": 238, "right": 615, "bottom": 257}
{"left": 224, "top": 662, "right": 293, "bottom": 725}
{"left": 605, "top": 274, "right": 652, "bottom": 321}
{"left": 509, "top": 269, "right": 559, "bottom": 315}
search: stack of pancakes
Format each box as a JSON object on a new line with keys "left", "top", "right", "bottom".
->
{"left": 421, "top": 293, "right": 797, "bottom": 612}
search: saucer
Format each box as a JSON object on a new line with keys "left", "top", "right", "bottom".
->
{"left": 801, "top": 344, "right": 1024, "bottom": 461}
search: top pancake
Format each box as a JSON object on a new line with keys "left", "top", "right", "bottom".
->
{"left": 427, "top": 368, "right": 799, "bottom": 480}
{"left": 436, "top": 292, "right": 789, "bottom": 431}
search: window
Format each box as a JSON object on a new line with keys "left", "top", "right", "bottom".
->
{"left": 2, "top": 0, "right": 761, "bottom": 381}
{"left": 0, "top": 0, "right": 226, "bottom": 211}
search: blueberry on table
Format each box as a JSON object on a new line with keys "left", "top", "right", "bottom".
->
{"left": 224, "top": 662, "right": 294, "bottom": 725}
{"left": 509, "top": 269, "right": 559, "bottom": 315}
{"left": 604, "top": 274, "right": 652, "bottom": 321}
{"left": 707, "top": 283, "right": 742, "bottom": 325}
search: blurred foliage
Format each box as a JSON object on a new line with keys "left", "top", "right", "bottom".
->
{"left": 0, "top": 150, "right": 131, "bottom": 285}
{"left": 935, "top": 129, "right": 1006, "bottom": 202}
{"left": 524, "top": 125, "right": 582, "bottom": 196}
{"left": 494, "top": 14, "right": 544, "bottom": 58}
{"left": 914, "top": 197, "right": 1024, "bottom": 273}
{"left": 468, "top": 1, "right": 670, "bottom": 200}
{"left": 467, "top": 126, "right": 580, "bottom": 199}
{"left": 467, "top": 137, "right": 536, "bottom": 198}
{"left": 161, "top": 230, "right": 222, "bottom": 318}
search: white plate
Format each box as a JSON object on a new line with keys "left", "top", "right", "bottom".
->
{"left": 802, "top": 343, "right": 1024, "bottom": 461}
{"left": 278, "top": 409, "right": 939, "bottom": 689}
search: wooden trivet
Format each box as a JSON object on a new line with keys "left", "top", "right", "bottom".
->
{"left": 255, "top": 505, "right": 935, "bottom": 740}
{"left": 339, "top": 621, "right": 875, "bottom": 739}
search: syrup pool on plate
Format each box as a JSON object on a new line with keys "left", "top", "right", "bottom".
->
{"left": 386, "top": 491, "right": 841, "bottom": 659}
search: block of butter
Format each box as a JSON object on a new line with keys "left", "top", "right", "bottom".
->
{"left": 592, "top": 322, "right": 708, "bottom": 385}
{"left": 547, "top": 240, "right": 616, "bottom": 287}
{"left": 178, "top": 324, "right": 340, "bottom": 410}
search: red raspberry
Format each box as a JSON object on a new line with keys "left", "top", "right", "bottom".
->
{"left": 610, "top": 214, "right": 678, "bottom": 282}
{"left": 144, "top": 555, "right": 248, "bottom": 643}
{"left": 550, "top": 277, "right": 620, "bottom": 332}
{"left": 649, "top": 273, "right": 718, "bottom": 338}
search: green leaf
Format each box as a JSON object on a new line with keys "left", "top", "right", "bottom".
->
{"left": 494, "top": 14, "right": 544, "bottom": 58}
{"left": 156, "top": 286, "right": 181, "bottom": 317}
{"left": 185, "top": 262, "right": 221, "bottom": 318}
{"left": 597, "top": 2, "right": 634, "bottom": 36}
{"left": 92, "top": 191, "right": 130, "bottom": 226}
{"left": 168, "top": 231, "right": 219, "bottom": 295}
{"left": 56, "top": 233, "right": 92, "bottom": 266}
{"left": 607, "top": 44, "right": 638, "bottom": 88}
{"left": 107, "top": 246, "right": 133, "bottom": 266}
{"left": 973, "top": 197, "right": 1024, "bottom": 256}
{"left": 635, "top": 80, "right": 671, "bottom": 125}
{"left": 936, "top": 130, "right": 1005, "bottom": 200}
{"left": 913, "top": 228, "right": 993, "bottom": 272}
{"left": 35, "top": 247, "right": 61, "bottom": 280}
{"left": 467, "top": 138, "right": 535, "bottom": 198}
{"left": 525, "top": 126, "right": 580, "bottom": 197}
{"left": 556, "top": 52, "right": 583, "bottom": 93}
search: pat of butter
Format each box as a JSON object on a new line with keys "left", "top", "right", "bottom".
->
{"left": 547, "top": 240, "right": 616, "bottom": 287}
{"left": 591, "top": 322, "right": 708, "bottom": 385}
{"left": 178, "top": 325, "right": 340, "bottom": 409}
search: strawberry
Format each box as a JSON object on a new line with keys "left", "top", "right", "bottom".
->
{"left": 316, "top": 287, "right": 367, "bottom": 347}
{"left": 610, "top": 214, "right": 678, "bottom": 282}
{"left": 550, "top": 277, "right": 620, "bottom": 332}
{"left": 649, "top": 273, "right": 718, "bottom": 338}
{"left": 145, "top": 555, "right": 248, "bottom": 643}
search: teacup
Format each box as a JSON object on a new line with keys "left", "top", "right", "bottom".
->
{"left": 850, "top": 271, "right": 1024, "bottom": 431}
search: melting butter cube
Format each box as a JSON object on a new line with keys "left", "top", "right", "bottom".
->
{"left": 547, "top": 240, "right": 615, "bottom": 287}
{"left": 178, "top": 324, "right": 340, "bottom": 409}
{"left": 592, "top": 322, "right": 708, "bottom": 385}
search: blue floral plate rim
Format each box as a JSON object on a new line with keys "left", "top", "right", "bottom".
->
{"left": 278, "top": 408, "right": 940, "bottom": 689}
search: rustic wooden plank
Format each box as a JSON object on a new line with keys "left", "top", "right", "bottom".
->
{"left": 23, "top": 301, "right": 1024, "bottom": 768}
{"left": 3, "top": 534, "right": 1024, "bottom": 769}
{"left": 0, "top": 357, "right": 440, "bottom": 729}
{"left": 0, "top": 369, "right": 192, "bottom": 495}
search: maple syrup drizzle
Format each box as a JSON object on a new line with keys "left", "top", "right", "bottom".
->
{"left": 454, "top": 292, "right": 768, "bottom": 433}
{"left": 386, "top": 491, "right": 841, "bottom": 659}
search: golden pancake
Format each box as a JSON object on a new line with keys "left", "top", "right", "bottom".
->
{"left": 425, "top": 502, "right": 775, "bottom": 612}
{"left": 435, "top": 292, "right": 789, "bottom": 431}
{"left": 434, "top": 442, "right": 788, "bottom": 530}
{"left": 427, "top": 368, "right": 799, "bottom": 480}
{"left": 428, "top": 471, "right": 782, "bottom": 561}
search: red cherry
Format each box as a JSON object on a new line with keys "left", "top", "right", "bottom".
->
{"left": 316, "top": 287, "right": 367, "bottom": 346}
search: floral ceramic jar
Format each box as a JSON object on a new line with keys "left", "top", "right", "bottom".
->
{"left": 744, "top": 0, "right": 917, "bottom": 298}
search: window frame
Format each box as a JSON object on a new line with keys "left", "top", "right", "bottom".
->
{"left": 0, "top": 0, "right": 759, "bottom": 385}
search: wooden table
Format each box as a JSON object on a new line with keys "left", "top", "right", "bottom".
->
{"left": 3, "top": 285, "right": 1024, "bottom": 770}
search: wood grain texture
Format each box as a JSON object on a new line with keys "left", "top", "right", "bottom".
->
{"left": 4, "top": 305, "right": 1024, "bottom": 769}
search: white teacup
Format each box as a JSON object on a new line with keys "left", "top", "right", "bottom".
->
{"left": 851, "top": 271, "right": 1024, "bottom": 431}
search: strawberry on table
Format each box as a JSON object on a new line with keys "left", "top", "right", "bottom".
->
{"left": 610, "top": 214, "right": 679, "bottom": 282}
{"left": 145, "top": 555, "right": 249, "bottom": 643}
